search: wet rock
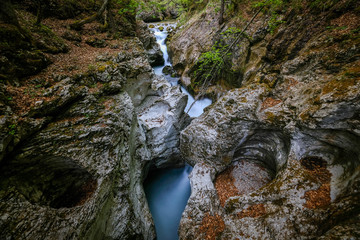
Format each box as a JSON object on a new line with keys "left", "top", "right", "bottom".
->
{"left": 0, "top": 37, "right": 189, "bottom": 239}
{"left": 137, "top": 76, "right": 189, "bottom": 167}
{"left": 162, "top": 65, "right": 178, "bottom": 77}
{"left": 137, "top": 10, "right": 163, "bottom": 23}
{"left": 136, "top": 5, "right": 178, "bottom": 23}
{"left": 176, "top": 2, "right": 360, "bottom": 238}
{"left": 136, "top": 20, "right": 164, "bottom": 66}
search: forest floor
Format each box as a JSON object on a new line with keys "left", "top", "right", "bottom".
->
{"left": 6, "top": 15, "right": 129, "bottom": 115}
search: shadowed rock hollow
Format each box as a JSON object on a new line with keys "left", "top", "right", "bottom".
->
{"left": 0, "top": 33, "right": 188, "bottom": 240}
{"left": 0, "top": 0, "right": 359, "bottom": 239}
{"left": 170, "top": 0, "right": 360, "bottom": 239}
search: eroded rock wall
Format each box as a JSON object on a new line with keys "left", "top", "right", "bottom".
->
{"left": 0, "top": 37, "right": 188, "bottom": 239}
{"left": 174, "top": 0, "right": 360, "bottom": 239}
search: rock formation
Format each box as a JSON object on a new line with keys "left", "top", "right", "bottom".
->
{"left": 1, "top": 0, "right": 359, "bottom": 239}
{"left": 0, "top": 36, "right": 188, "bottom": 239}
{"left": 137, "top": 20, "right": 165, "bottom": 67}
{"left": 169, "top": 0, "right": 360, "bottom": 239}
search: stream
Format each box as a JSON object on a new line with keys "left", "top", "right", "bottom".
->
{"left": 143, "top": 22, "right": 211, "bottom": 240}
{"left": 151, "top": 22, "right": 212, "bottom": 118}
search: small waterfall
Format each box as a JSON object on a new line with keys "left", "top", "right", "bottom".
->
{"left": 149, "top": 22, "right": 212, "bottom": 117}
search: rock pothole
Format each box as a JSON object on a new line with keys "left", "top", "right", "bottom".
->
{"left": 0, "top": 155, "right": 97, "bottom": 208}
{"left": 215, "top": 160, "right": 273, "bottom": 207}
{"left": 215, "top": 130, "right": 289, "bottom": 206}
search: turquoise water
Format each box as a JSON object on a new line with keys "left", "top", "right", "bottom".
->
{"left": 144, "top": 23, "right": 208, "bottom": 240}
{"left": 144, "top": 165, "right": 192, "bottom": 240}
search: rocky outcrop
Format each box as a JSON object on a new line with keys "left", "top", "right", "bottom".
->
{"left": 179, "top": 84, "right": 360, "bottom": 239}
{"left": 168, "top": 7, "right": 221, "bottom": 87}
{"left": 175, "top": 0, "right": 360, "bottom": 239}
{"left": 137, "top": 20, "right": 164, "bottom": 67}
{"left": 0, "top": 36, "right": 188, "bottom": 239}
{"left": 137, "top": 6, "right": 178, "bottom": 23}
{"left": 136, "top": 77, "right": 189, "bottom": 168}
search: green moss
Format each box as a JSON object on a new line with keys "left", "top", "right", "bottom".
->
{"left": 0, "top": 23, "right": 30, "bottom": 50}
{"left": 225, "top": 198, "right": 240, "bottom": 213}
{"left": 31, "top": 24, "right": 69, "bottom": 53}
{"left": 97, "top": 65, "right": 107, "bottom": 73}
{"left": 322, "top": 77, "right": 358, "bottom": 98}
{"left": 265, "top": 111, "right": 277, "bottom": 123}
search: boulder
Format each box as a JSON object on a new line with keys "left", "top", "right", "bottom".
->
{"left": 137, "top": 76, "right": 189, "bottom": 168}
{"left": 162, "top": 65, "right": 178, "bottom": 77}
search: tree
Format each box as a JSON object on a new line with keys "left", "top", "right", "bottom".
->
{"left": 219, "top": 0, "right": 225, "bottom": 24}
{"left": 70, "top": 0, "right": 110, "bottom": 30}
{"left": 35, "top": 0, "right": 46, "bottom": 25}
{"left": 0, "top": 0, "right": 32, "bottom": 40}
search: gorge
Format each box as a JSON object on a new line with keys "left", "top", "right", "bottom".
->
{"left": 0, "top": 0, "right": 359, "bottom": 239}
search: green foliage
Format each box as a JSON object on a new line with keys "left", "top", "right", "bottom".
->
{"left": 193, "top": 27, "right": 249, "bottom": 88}
{"left": 253, "top": 0, "right": 286, "bottom": 34}
{"left": 221, "top": 27, "right": 251, "bottom": 40}
{"left": 268, "top": 12, "right": 285, "bottom": 34}
{"left": 88, "top": 64, "right": 96, "bottom": 72}
{"left": 117, "top": 0, "right": 140, "bottom": 15}
{"left": 194, "top": 48, "right": 225, "bottom": 85}
{"left": 309, "top": 0, "right": 340, "bottom": 12}
{"left": 8, "top": 124, "right": 16, "bottom": 135}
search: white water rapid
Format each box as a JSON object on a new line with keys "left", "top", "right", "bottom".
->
{"left": 149, "top": 23, "right": 212, "bottom": 117}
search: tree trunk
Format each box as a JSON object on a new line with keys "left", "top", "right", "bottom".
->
{"left": 70, "top": 0, "right": 109, "bottom": 30}
{"left": 219, "top": 0, "right": 225, "bottom": 25}
{"left": 0, "top": 0, "right": 21, "bottom": 27}
{"left": 36, "top": 2, "right": 44, "bottom": 25}
{"left": 0, "top": 0, "right": 32, "bottom": 40}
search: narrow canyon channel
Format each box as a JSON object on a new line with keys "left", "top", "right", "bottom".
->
{"left": 143, "top": 22, "right": 211, "bottom": 240}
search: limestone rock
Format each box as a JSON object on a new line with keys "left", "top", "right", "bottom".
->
{"left": 168, "top": 8, "right": 220, "bottom": 87}
{"left": 137, "top": 20, "right": 164, "bottom": 67}
{"left": 179, "top": 87, "right": 360, "bottom": 239}
{"left": 137, "top": 76, "right": 189, "bottom": 167}
{"left": 177, "top": 1, "right": 360, "bottom": 238}
{"left": 0, "top": 37, "right": 189, "bottom": 239}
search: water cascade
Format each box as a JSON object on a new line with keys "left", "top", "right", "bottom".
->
{"left": 149, "top": 23, "right": 212, "bottom": 118}
{"left": 143, "top": 22, "right": 211, "bottom": 240}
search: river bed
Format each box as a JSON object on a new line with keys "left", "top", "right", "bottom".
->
{"left": 143, "top": 22, "right": 211, "bottom": 240}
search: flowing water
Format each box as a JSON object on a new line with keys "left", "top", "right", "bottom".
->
{"left": 150, "top": 23, "right": 212, "bottom": 118}
{"left": 143, "top": 22, "right": 211, "bottom": 240}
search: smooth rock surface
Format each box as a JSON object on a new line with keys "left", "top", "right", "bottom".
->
{"left": 0, "top": 37, "right": 189, "bottom": 239}
{"left": 176, "top": 1, "right": 360, "bottom": 239}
